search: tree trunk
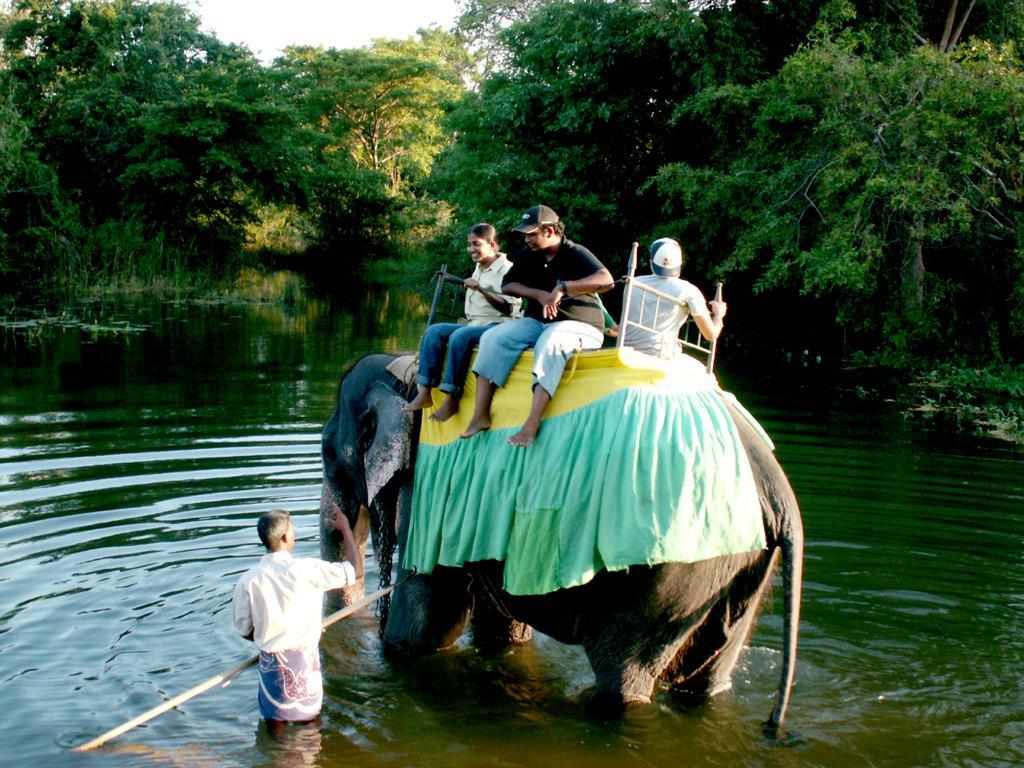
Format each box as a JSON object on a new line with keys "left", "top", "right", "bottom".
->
{"left": 903, "top": 217, "right": 925, "bottom": 313}
{"left": 938, "top": 0, "right": 959, "bottom": 51}
{"left": 938, "top": 0, "right": 976, "bottom": 51}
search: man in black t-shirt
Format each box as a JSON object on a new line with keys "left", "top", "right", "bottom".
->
{"left": 461, "top": 204, "right": 614, "bottom": 447}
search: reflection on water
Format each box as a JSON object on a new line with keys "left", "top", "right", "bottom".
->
{"left": 253, "top": 719, "right": 324, "bottom": 768}
{"left": 1, "top": 281, "right": 1022, "bottom": 767}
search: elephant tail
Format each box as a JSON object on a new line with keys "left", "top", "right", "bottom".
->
{"left": 765, "top": 489, "right": 804, "bottom": 735}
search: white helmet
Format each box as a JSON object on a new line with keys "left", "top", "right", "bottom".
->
{"left": 650, "top": 237, "right": 683, "bottom": 278}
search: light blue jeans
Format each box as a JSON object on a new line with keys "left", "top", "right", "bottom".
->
{"left": 472, "top": 318, "right": 603, "bottom": 397}
{"left": 416, "top": 322, "right": 496, "bottom": 394}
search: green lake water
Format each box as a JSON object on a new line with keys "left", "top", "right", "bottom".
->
{"left": 0, "top": 281, "right": 1022, "bottom": 767}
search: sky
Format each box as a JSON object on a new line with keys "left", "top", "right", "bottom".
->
{"left": 186, "top": 0, "right": 462, "bottom": 62}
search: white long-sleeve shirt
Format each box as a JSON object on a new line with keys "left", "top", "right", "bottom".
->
{"left": 232, "top": 550, "right": 357, "bottom": 653}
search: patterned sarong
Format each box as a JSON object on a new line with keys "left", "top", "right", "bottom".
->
{"left": 257, "top": 646, "right": 322, "bottom": 722}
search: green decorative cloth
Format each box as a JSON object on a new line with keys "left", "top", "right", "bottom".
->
{"left": 403, "top": 386, "right": 766, "bottom": 596}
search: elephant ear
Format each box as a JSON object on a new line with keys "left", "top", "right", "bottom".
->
{"left": 363, "top": 385, "right": 414, "bottom": 508}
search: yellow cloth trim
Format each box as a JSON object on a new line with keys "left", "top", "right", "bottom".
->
{"left": 418, "top": 346, "right": 715, "bottom": 447}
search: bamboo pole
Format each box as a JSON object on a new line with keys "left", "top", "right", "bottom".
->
{"left": 73, "top": 584, "right": 396, "bottom": 752}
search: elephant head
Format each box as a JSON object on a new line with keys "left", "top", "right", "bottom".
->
{"left": 320, "top": 354, "right": 415, "bottom": 567}
{"left": 319, "top": 353, "right": 476, "bottom": 650}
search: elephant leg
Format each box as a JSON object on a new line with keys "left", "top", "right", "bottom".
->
{"left": 664, "top": 550, "right": 778, "bottom": 697}
{"left": 468, "top": 566, "right": 533, "bottom": 652}
{"left": 470, "top": 608, "right": 533, "bottom": 652}
{"left": 384, "top": 566, "right": 473, "bottom": 654}
{"left": 583, "top": 603, "right": 716, "bottom": 707}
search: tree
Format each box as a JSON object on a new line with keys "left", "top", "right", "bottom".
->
{"left": 0, "top": 95, "right": 77, "bottom": 293}
{"left": 276, "top": 31, "right": 469, "bottom": 194}
{"left": 120, "top": 50, "right": 304, "bottom": 260}
{"left": 271, "top": 30, "right": 471, "bottom": 266}
{"left": 432, "top": 0, "right": 705, "bottom": 264}
{"left": 1, "top": 0, "right": 218, "bottom": 212}
{"left": 854, "top": 0, "right": 1024, "bottom": 51}
{"left": 651, "top": 32, "right": 1024, "bottom": 366}
{"left": 0, "top": 0, "right": 306, "bottom": 279}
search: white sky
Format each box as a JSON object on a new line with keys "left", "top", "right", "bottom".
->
{"left": 185, "top": 0, "right": 462, "bottom": 61}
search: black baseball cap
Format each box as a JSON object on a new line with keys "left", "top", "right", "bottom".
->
{"left": 513, "top": 204, "right": 560, "bottom": 233}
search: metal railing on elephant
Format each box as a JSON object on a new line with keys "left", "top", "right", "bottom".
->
{"left": 616, "top": 241, "right": 722, "bottom": 374}
{"left": 426, "top": 264, "right": 466, "bottom": 327}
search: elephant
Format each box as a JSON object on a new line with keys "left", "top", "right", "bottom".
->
{"left": 319, "top": 352, "right": 803, "bottom": 733}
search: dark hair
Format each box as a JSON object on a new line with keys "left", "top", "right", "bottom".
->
{"left": 528, "top": 219, "right": 565, "bottom": 237}
{"left": 468, "top": 222, "right": 498, "bottom": 243}
{"left": 257, "top": 509, "right": 291, "bottom": 550}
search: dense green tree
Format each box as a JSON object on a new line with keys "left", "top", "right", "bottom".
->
{"left": 433, "top": 0, "right": 704, "bottom": 264}
{"left": 0, "top": 96, "right": 78, "bottom": 292}
{"left": 1, "top": 0, "right": 216, "bottom": 211}
{"left": 652, "top": 31, "right": 1023, "bottom": 366}
{"left": 275, "top": 31, "right": 469, "bottom": 193}
{"left": 271, "top": 30, "right": 471, "bottom": 264}
{"left": 0, "top": 0, "right": 309, "bottom": 280}
{"left": 119, "top": 51, "right": 303, "bottom": 260}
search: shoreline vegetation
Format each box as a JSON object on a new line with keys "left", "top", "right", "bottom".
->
{"left": 1, "top": 0, "right": 1021, "bottom": 442}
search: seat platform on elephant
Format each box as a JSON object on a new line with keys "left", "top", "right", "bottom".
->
{"left": 399, "top": 346, "right": 772, "bottom": 596}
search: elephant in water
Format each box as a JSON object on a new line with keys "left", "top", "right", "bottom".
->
{"left": 319, "top": 352, "right": 803, "bottom": 732}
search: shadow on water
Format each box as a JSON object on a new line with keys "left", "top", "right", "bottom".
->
{"left": 0, "top": 278, "right": 1022, "bottom": 767}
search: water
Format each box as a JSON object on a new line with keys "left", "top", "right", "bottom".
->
{"left": 1, "top": 283, "right": 1022, "bottom": 767}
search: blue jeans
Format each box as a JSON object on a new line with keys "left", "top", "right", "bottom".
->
{"left": 416, "top": 322, "right": 496, "bottom": 394}
{"left": 472, "top": 318, "right": 603, "bottom": 396}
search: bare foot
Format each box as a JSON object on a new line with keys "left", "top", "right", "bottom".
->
{"left": 429, "top": 395, "right": 460, "bottom": 422}
{"left": 401, "top": 389, "right": 434, "bottom": 413}
{"left": 460, "top": 418, "right": 491, "bottom": 438}
{"left": 507, "top": 423, "right": 539, "bottom": 447}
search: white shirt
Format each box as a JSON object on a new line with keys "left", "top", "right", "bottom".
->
{"left": 464, "top": 253, "right": 522, "bottom": 326}
{"left": 232, "top": 550, "right": 357, "bottom": 653}
{"left": 623, "top": 274, "right": 710, "bottom": 358}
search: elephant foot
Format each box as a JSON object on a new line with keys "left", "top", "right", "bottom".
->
{"left": 588, "top": 660, "right": 658, "bottom": 711}
{"left": 585, "top": 689, "right": 652, "bottom": 720}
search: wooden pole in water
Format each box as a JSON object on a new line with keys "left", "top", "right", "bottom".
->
{"left": 73, "top": 584, "right": 396, "bottom": 752}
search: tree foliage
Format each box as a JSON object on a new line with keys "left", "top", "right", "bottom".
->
{"left": 434, "top": 0, "right": 706, "bottom": 263}
{"left": 1, "top": 0, "right": 1021, "bottom": 375}
{"left": 653, "top": 24, "right": 1023, "bottom": 365}
{"left": 0, "top": 95, "right": 76, "bottom": 290}
{"left": 269, "top": 29, "right": 470, "bottom": 261}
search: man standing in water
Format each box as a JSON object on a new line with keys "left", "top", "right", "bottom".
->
{"left": 232, "top": 505, "right": 363, "bottom": 723}
{"left": 461, "top": 204, "right": 614, "bottom": 446}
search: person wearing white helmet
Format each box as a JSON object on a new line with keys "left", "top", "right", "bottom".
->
{"left": 621, "top": 237, "right": 726, "bottom": 358}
